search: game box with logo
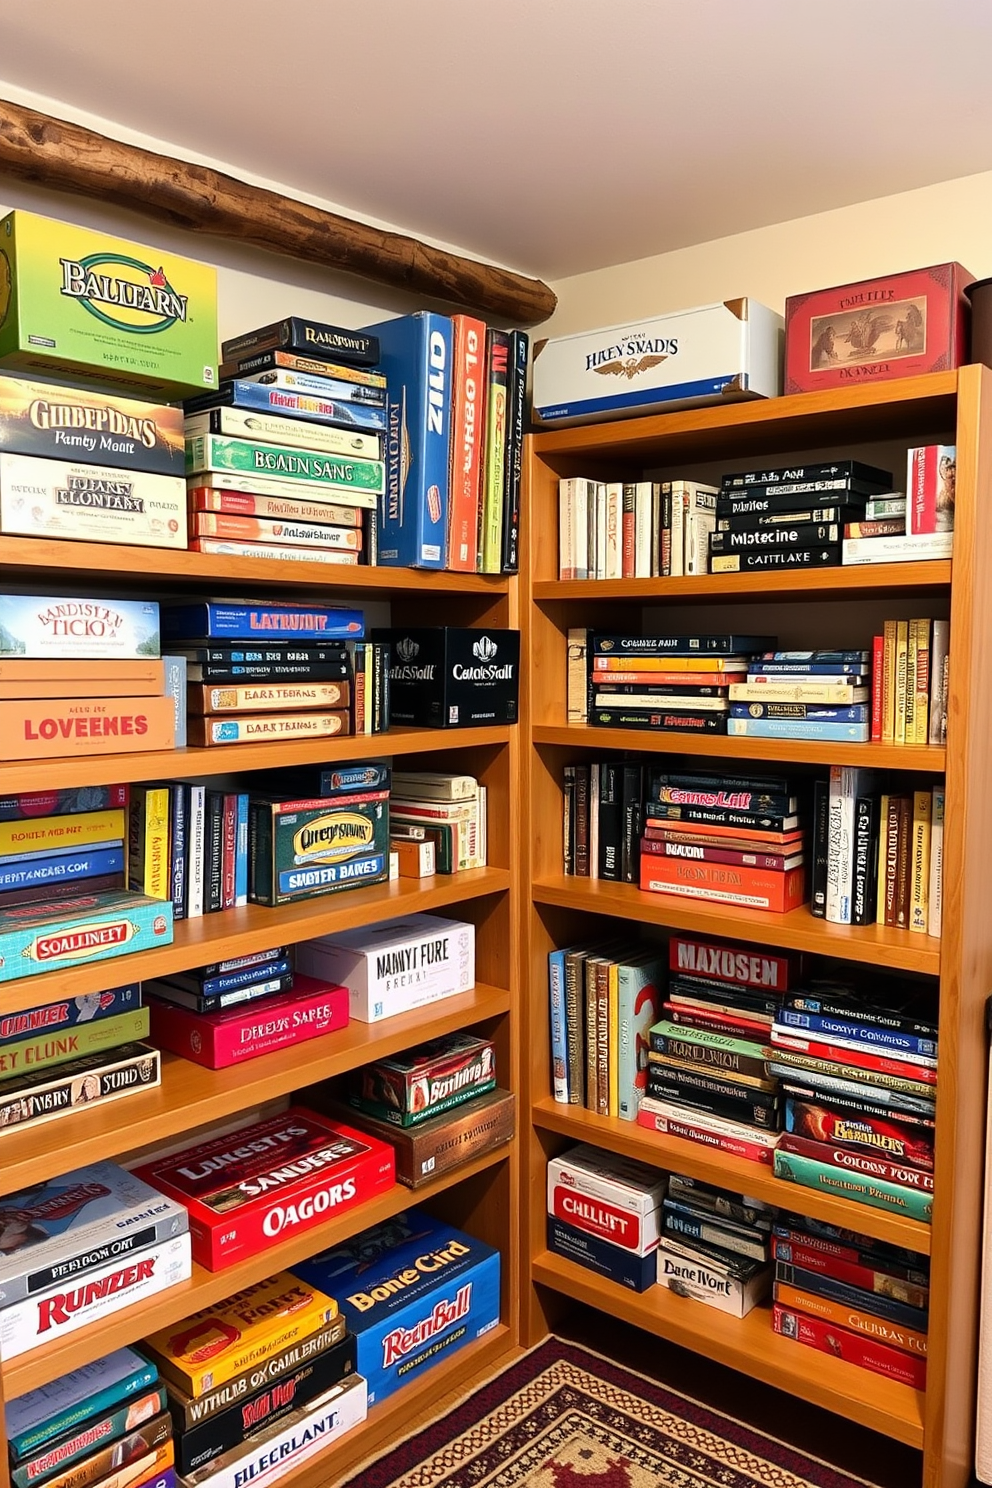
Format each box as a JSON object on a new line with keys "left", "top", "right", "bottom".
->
{"left": 247, "top": 787, "right": 389, "bottom": 906}
{"left": 547, "top": 1143, "right": 666, "bottom": 1257}
{"left": 293, "top": 1210, "right": 500, "bottom": 1405}
{"left": 294, "top": 914, "right": 475, "bottom": 1023}
{"left": 0, "top": 376, "right": 184, "bottom": 477}
{"left": 372, "top": 626, "right": 519, "bottom": 727}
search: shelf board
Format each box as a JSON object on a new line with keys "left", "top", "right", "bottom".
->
{"left": 3, "top": 1146, "right": 513, "bottom": 1399}
{"left": 533, "top": 561, "right": 952, "bottom": 604}
{"left": 530, "top": 370, "right": 958, "bottom": 466}
{"left": 534, "top": 723, "right": 946, "bottom": 773}
{"left": 532, "top": 1251, "right": 925, "bottom": 1447}
{"left": 0, "top": 536, "right": 509, "bottom": 595}
{"left": 1, "top": 724, "right": 513, "bottom": 792}
{"left": 532, "top": 1099, "right": 930, "bottom": 1255}
{"left": 0, "top": 984, "right": 511, "bottom": 1194}
{"left": 532, "top": 875, "right": 940, "bottom": 975}
{"left": 0, "top": 867, "right": 511, "bottom": 1016}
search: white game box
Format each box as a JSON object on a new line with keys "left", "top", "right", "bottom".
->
{"left": 547, "top": 1143, "right": 666, "bottom": 1256}
{"left": 532, "top": 298, "right": 783, "bottom": 427}
{"left": 294, "top": 914, "right": 475, "bottom": 1023}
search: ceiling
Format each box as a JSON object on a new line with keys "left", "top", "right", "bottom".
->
{"left": 2, "top": 0, "right": 992, "bottom": 282}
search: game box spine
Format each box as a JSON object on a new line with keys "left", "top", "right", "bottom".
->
{"left": 773, "top": 1262, "right": 928, "bottom": 1330}
{"left": 772, "top": 1304, "right": 926, "bottom": 1389}
{"left": 480, "top": 329, "right": 510, "bottom": 573}
{"left": 502, "top": 329, "right": 527, "bottom": 572}
{"left": 771, "top": 1233, "right": 928, "bottom": 1302}
{"left": 778, "top": 1132, "right": 935, "bottom": 1193}
{"left": 11, "top": 1385, "right": 168, "bottom": 1488}
{"left": 446, "top": 314, "right": 485, "bottom": 572}
{"left": 637, "top": 1096, "right": 779, "bottom": 1165}
{"left": 222, "top": 318, "right": 379, "bottom": 366}
{"left": 772, "top": 1150, "right": 934, "bottom": 1222}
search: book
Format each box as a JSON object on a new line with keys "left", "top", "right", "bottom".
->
{"left": 842, "top": 533, "right": 953, "bottom": 564}
{"left": 907, "top": 444, "right": 956, "bottom": 535}
{"left": 929, "top": 786, "right": 944, "bottom": 938}
{"left": 825, "top": 766, "right": 875, "bottom": 925}
{"left": 910, "top": 790, "right": 932, "bottom": 933}
{"left": 221, "top": 318, "right": 379, "bottom": 367}
{"left": 930, "top": 619, "right": 950, "bottom": 745}
{"left": 502, "top": 329, "right": 528, "bottom": 572}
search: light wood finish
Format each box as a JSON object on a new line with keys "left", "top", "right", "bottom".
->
{"left": 0, "top": 98, "right": 556, "bottom": 323}
{"left": 532, "top": 1252, "right": 925, "bottom": 1448}
{"left": 520, "top": 370, "right": 987, "bottom": 1488}
{"left": 532, "top": 1098, "right": 931, "bottom": 1255}
{"left": 1, "top": 723, "right": 513, "bottom": 793}
{"left": 533, "top": 874, "right": 941, "bottom": 975}
{"left": 534, "top": 723, "right": 946, "bottom": 773}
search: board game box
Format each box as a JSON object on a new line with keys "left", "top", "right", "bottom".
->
{"left": 248, "top": 789, "right": 389, "bottom": 906}
{"left": 29, "top": 1416, "right": 173, "bottom": 1488}
{"left": 0, "top": 891, "right": 172, "bottom": 985}
{"left": 313, "top": 1089, "right": 515, "bottom": 1188}
{"left": 147, "top": 977, "right": 348, "bottom": 1070}
{"left": 373, "top": 626, "right": 519, "bottom": 727}
{"left": 295, "top": 914, "right": 474, "bottom": 1024}
{"left": 6, "top": 1348, "right": 159, "bottom": 1462}
{"left": 348, "top": 1033, "right": 496, "bottom": 1127}
{"left": 656, "top": 1234, "right": 771, "bottom": 1317}
{"left": 0, "top": 1006, "right": 149, "bottom": 1084}
{"left": 11, "top": 1383, "right": 168, "bottom": 1488}
{"left": 0, "top": 377, "right": 185, "bottom": 477}
{"left": 0, "top": 454, "right": 187, "bottom": 549}
{"left": 131, "top": 1108, "right": 395, "bottom": 1270}
{"left": 0, "top": 1042, "right": 161, "bottom": 1134}
{"left": 0, "top": 596, "right": 160, "bottom": 660}
{"left": 0, "top": 985, "right": 140, "bottom": 1046}
{"left": 547, "top": 1143, "right": 666, "bottom": 1256}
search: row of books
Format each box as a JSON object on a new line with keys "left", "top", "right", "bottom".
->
{"left": 872, "top": 618, "right": 949, "bottom": 746}
{"left": 557, "top": 453, "right": 955, "bottom": 580}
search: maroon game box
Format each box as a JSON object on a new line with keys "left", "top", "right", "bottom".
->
{"left": 131, "top": 1107, "right": 395, "bottom": 1270}
{"left": 784, "top": 263, "right": 974, "bottom": 394}
{"left": 146, "top": 974, "right": 348, "bottom": 1069}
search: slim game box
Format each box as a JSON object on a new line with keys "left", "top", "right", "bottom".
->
{"left": 131, "top": 1107, "right": 395, "bottom": 1270}
{"left": 0, "top": 1043, "right": 160, "bottom": 1135}
{"left": 6, "top": 1348, "right": 159, "bottom": 1463}
{"left": 11, "top": 1383, "right": 168, "bottom": 1488}
{"left": 784, "top": 263, "right": 974, "bottom": 394}
{"left": 222, "top": 317, "right": 379, "bottom": 367}
{"left": 160, "top": 601, "right": 363, "bottom": 644}
{"left": 293, "top": 1210, "right": 500, "bottom": 1405}
{"left": 0, "top": 454, "right": 187, "bottom": 549}
{"left": 656, "top": 1234, "right": 771, "bottom": 1317}
{"left": 373, "top": 626, "right": 520, "bottom": 727}
{"left": 0, "top": 210, "right": 218, "bottom": 395}
{"left": 147, "top": 976, "right": 349, "bottom": 1070}
{"left": 294, "top": 914, "right": 475, "bottom": 1023}
{"left": 0, "top": 890, "right": 172, "bottom": 984}
{"left": 0, "top": 596, "right": 160, "bottom": 660}
{"left": 0, "top": 983, "right": 141, "bottom": 1045}
{"left": 546, "top": 1215, "right": 657, "bottom": 1292}
{"left": 0, "top": 376, "right": 184, "bottom": 476}
{"left": 24, "top": 1416, "right": 173, "bottom": 1488}
{"left": 547, "top": 1143, "right": 666, "bottom": 1256}
{"left": 347, "top": 1033, "right": 496, "bottom": 1126}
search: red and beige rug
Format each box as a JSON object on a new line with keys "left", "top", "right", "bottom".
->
{"left": 345, "top": 1338, "right": 874, "bottom": 1488}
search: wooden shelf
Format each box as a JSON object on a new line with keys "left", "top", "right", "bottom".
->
{"left": 532, "top": 1098, "right": 931, "bottom": 1255}
{"left": 0, "top": 984, "right": 511, "bottom": 1194}
{"left": 0, "top": 536, "right": 509, "bottom": 595}
{"left": 532, "top": 1251, "right": 925, "bottom": 1447}
{"left": 534, "top": 723, "right": 946, "bottom": 773}
{"left": 533, "top": 562, "right": 952, "bottom": 604}
{"left": 1, "top": 724, "right": 514, "bottom": 792}
{"left": 0, "top": 866, "right": 511, "bottom": 1016}
{"left": 3, "top": 1145, "right": 513, "bottom": 1399}
{"left": 531, "top": 874, "right": 941, "bottom": 975}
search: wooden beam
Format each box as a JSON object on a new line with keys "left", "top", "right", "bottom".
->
{"left": 0, "top": 98, "right": 557, "bottom": 325}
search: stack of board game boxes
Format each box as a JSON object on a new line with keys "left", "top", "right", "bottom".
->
{"left": 0, "top": 594, "right": 179, "bottom": 763}
{"left": 728, "top": 651, "right": 873, "bottom": 745}
{"left": 843, "top": 445, "right": 955, "bottom": 566}
{"left": 0, "top": 1162, "right": 191, "bottom": 1363}
{"left": 388, "top": 773, "right": 488, "bottom": 874}
{"left": 655, "top": 1175, "right": 774, "bottom": 1317}
{"left": 585, "top": 632, "right": 773, "bottom": 736}
{"left": 769, "top": 972, "right": 937, "bottom": 1225}
{"left": 772, "top": 1213, "right": 929, "bottom": 1390}
{"left": 637, "top": 934, "right": 792, "bottom": 1167}
{"left": 638, "top": 767, "right": 808, "bottom": 914}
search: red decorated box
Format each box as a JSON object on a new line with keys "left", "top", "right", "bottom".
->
{"left": 784, "top": 263, "right": 974, "bottom": 394}
{"left": 147, "top": 974, "right": 348, "bottom": 1069}
{"left": 132, "top": 1107, "right": 395, "bottom": 1270}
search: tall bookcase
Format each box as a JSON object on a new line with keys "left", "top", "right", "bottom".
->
{"left": 519, "top": 367, "right": 992, "bottom": 1488}
{"left": 0, "top": 541, "right": 522, "bottom": 1485}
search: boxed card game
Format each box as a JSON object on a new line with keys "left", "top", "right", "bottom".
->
{"left": 142, "top": 1271, "right": 337, "bottom": 1395}
{"left": 531, "top": 298, "right": 783, "bottom": 427}
{"left": 547, "top": 1215, "right": 657, "bottom": 1292}
{"left": 0, "top": 1159, "right": 188, "bottom": 1306}
{"left": 784, "top": 263, "right": 974, "bottom": 394}
{"left": 161, "top": 601, "right": 363, "bottom": 644}
{"left": 0, "top": 454, "right": 187, "bottom": 549}
{"left": 0, "top": 377, "right": 184, "bottom": 476}
{"left": 147, "top": 975, "right": 349, "bottom": 1070}
{"left": 373, "top": 627, "right": 519, "bottom": 727}
{"left": 247, "top": 789, "right": 389, "bottom": 907}
{"left": 0, "top": 595, "right": 160, "bottom": 660}
{"left": 6, "top": 1347, "right": 159, "bottom": 1462}
{"left": 314, "top": 1089, "right": 515, "bottom": 1188}
{"left": 0, "top": 210, "right": 218, "bottom": 395}
{"left": 27, "top": 1414, "right": 173, "bottom": 1488}
{"left": 293, "top": 1210, "right": 500, "bottom": 1405}
{"left": 0, "top": 1231, "right": 191, "bottom": 1360}
{"left": 0, "top": 890, "right": 172, "bottom": 985}
{"left": 547, "top": 1144, "right": 666, "bottom": 1256}
{"left": 131, "top": 1108, "right": 395, "bottom": 1270}
{"left": 656, "top": 1233, "right": 771, "bottom": 1316}
{"left": 294, "top": 915, "right": 475, "bottom": 1023}
{"left": 348, "top": 1033, "right": 496, "bottom": 1127}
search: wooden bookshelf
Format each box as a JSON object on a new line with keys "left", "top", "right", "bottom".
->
{"left": 519, "top": 369, "right": 989, "bottom": 1488}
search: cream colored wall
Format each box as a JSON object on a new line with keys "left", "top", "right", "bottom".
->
{"left": 543, "top": 170, "right": 992, "bottom": 338}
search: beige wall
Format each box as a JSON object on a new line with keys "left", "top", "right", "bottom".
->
{"left": 543, "top": 170, "right": 992, "bottom": 338}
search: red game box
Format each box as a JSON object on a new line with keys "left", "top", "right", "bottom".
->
{"left": 132, "top": 1108, "right": 395, "bottom": 1270}
{"left": 146, "top": 974, "right": 348, "bottom": 1069}
{"left": 784, "top": 263, "right": 974, "bottom": 394}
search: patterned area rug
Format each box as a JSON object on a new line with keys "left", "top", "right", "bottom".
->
{"left": 345, "top": 1338, "right": 874, "bottom": 1488}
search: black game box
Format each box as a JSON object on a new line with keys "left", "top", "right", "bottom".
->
{"left": 372, "top": 627, "right": 520, "bottom": 728}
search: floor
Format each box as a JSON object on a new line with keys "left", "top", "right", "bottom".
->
{"left": 558, "top": 1306, "right": 923, "bottom": 1488}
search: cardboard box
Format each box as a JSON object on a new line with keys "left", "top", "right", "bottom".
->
{"left": 532, "top": 298, "right": 783, "bottom": 427}
{"left": 293, "top": 1210, "right": 500, "bottom": 1405}
{"left": 372, "top": 626, "right": 519, "bottom": 727}
{"left": 295, "top": 914, "right": 475, "bottom": 1023}
{"left": 0, "top": 453, "right": 187, "bottom": 549}
{"left": 0, "top": 890, "right": 172, "bottom": 984}
{"left": 248, "top": 790, "right": 389, "bottom": 906}
{"left": 315, "top": 1089, "right": 515, "bottom": 1187}
{"left": 5, "top": 1348, "right": 158, "bottom": 1463}
{"left": 656, "top": 1235, "right": 771, "bottom": 1316}
{"left": 547, "top": 1215, "right": 657, "bottom": 1292}
{"left": 547, "top": 1144, "right": 666, "bottom": 1256}
{"left": 0, "top": 595, "right": 160, "bottom": 659}
{"left": 784, "top": 263, "right": 974, "bottom": 394}
{"left": 0, "top": 210, "right": 218, "bottom": 395}
{"left": 0, "top": 695, "right": 175, "bottom": 761}
{"left": 348, "top": 1032, "right": 496, "bottom": 1127}
{"left": 0, "top": 376, "right": 184, "bottom": 476}
{"left": 148, "top": 977, "right": 349, "bottom": 1070}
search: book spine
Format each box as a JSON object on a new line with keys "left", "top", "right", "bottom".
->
{"left": 929, "top": 786, "right": 944, "bottom": 938}
{"left": 617, "top": 961, "right": 661, "bottom": 1121}
{"left": 549, "top": 951, "right": 569, "bottom": 1103}
{"left": 670, "top": 480, "right": 685, "bottom": 577}
{"left": 186, "top": 785, "right": 205, "bottom": 918}
{"left": 660, "top": 481, "right": 672, "bottom": 576}
{"left": 930, "top": 618, "right": 949, "bottom": 745}
{"left": 376, "top": 314, "right": 452, "bottom": 568}
{"left": 621, "top": 483, "right": 636, "bottom": 578}
{"left": 558, "top": 480, "right": 575, "bottom": 580}
{"left": 640, "top": 856, "right": 806, "bottom": 913}
{"left": 589, "top": 762, "right": 600, "bottom": 881}
{"left": 634, "top": 482, "right": 652, "bottom": 577}
{"left": 598, "top": 759, "right": 622, "bottom": 881}
{"left": 563, "top": 765, "right": 575, "bottom": 874}
{"left": 910, "top": 790, "right": 932, "bottom": 933}
{"left": 895, "top": 794, "right": 913, "bottom": 929}
{"left": 205, "top": 791, "right": 224, "bottom": 913}
{"left": 169, "top": 784, "right": 189, "bottom": 921}
{"left": 501, "top": 329, "right": 527, "bottom": 572}
{"left": 871, "top": 634, "right": 883, "bottom": 742}
{"left": 777, "top": 1135, "right": 935, "bottom": 1197}
{"left": 772, "top": 1305, "right": 927, "bottom": 1390}
{"left": 574, "top": 766, "right": 590, "bottom": 877}
{"left": 234, "top": 794, "right": 249, "bottom": 908}
{"left": 567, "top": 628, "right": 589, "bottom": 723}
{"left": 772, "top": 1150, "right": 933, "bottom": 1222}
{"left": 825, "top": 766, "right": 851, "bottom": 924}
{"left": 637, "top": 1100, "right": 778, "bottom": 1165}
{"left": 894, "top": 621, "right": 909, "bottom": 743}
{"left": 904, "top": 619, "right": 919, "bottom": 742}
{"left": 592, "top": 483, "right": 603, "bottom": 579}
{"left": 852, "top": 794, "right": 878, "bottom": 926}
{"left": 608, "top": 962, "right": 620, "bottom": 1118}
{"left": 913, "top": 619, "right": 931, "bottom": 744}
{"left": 596, "top": 959, "right": 610, "bottom": 1116}
{"left": 128, "top": 787, "right": 171, "bottom": 901}
{"left": 480, "top": 329, "right": 510, "bottom": 572}
{"left": 447, "top": 315, "right": 486, "bottom": 572}
{"left": 621, "top": 764, "right": 643, "bottom": 884}
{"left": 584, "top": 958, "right": 599, "bottom": 1114}
{"left": 605, "top": 483, "right": 622, "bottom": 579}
{"left": 564, "top": 952, "right": 585, "bottom": 1105}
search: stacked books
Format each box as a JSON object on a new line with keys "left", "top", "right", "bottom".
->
{"left": 547, "top": 942, "right": 663, "bottom": 1117}
{"left": 546, "top": 1143, "right": 666, "bottom": 1292}
{"left": 0, "top": 593, "right": 177, "bottom": 762}
{"left": 162, "top": 599, "right": 367, "bottom": 747}
{"left": 0, "top": 1163, "right": 190, "bottom": 1361}
{"left": 637, "top": 932, "right": 791, "bottom": 1166}
{"left": 843, "top": 445, "right": 955, "bottom": 565}
{"left": 711, "top": 460, "right": 893, "bottom": 573}
{"left": 557, "top": 477, "right": 717, "bottom": 579}
{"left": 810, "top": 774, "right": 943, "bottom": 934}
{"left": 586, "top": 631, "right": 775, "bottom": 735}
{"left": 389, "top": 771, "right": 487, "bottom": 874}
{"left": 639, "top": 767, "right": 808, "bottom": 913}
{"left": 655, "top": 1173, "right": 774, "bottom": 1316}
{"left": 6, "top": 1349, "right": 174, "bottom": 1488}
{"left": 871, "top": 617, "right": 949, "bottom": 745}
{"left": 728, "top": 650, "right": 872, "bottom": 744}
{"left": 772, "top": 1212, "right": 929, "bottom": 1389}
{"left": 769, "top": 974, "right": 937, "bottom": 1223}
{"left": 561, "top": 759, "right": 645, "bottom": 881}
{"left": 188, "top": 316, "right": 387, "bottom": 566}
{"left": 141, "top": 1267, "right": 367, "bottom": 1483}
